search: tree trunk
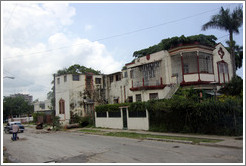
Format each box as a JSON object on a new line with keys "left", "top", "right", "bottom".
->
{"left": 229, "top": 31, "right": 236, "bottom": 77}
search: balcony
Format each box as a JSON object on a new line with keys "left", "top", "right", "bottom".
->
{"left": 130, "top": 77, "right": 165, "bottom": 91}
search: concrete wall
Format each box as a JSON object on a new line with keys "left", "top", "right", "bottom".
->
{"left": 127, "top": 110, "right": 149, "bottom": 130}
{"left": 95, "top": 108, "right": 149, "bottom": 130}
{"left": 95, "top": 112, "right": 123, "bottom": 129}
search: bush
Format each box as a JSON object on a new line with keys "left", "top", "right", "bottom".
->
{"left": 52, "top": 116, "right": 61, "bottom": 131}
{"left": 147, "top": 96, "right": 243, "bottom": 136}
{"left": 79, "top": 116, "right": 93, "bottom": 127}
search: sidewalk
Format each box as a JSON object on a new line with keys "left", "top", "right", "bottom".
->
{"left": 68, "top": 127, "right": 243, "bottom": 149}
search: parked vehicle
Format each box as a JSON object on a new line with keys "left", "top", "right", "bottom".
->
{"left": 4, "top": 121, "right": 25, "bottom": 134}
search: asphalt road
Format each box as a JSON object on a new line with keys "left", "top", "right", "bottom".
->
{"left": 3, "top": 126, "right": 243, "bottom": 163}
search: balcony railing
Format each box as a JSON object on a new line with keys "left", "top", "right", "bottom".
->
{"left": 130, "top": 77, "right": 165, "bottom": 91}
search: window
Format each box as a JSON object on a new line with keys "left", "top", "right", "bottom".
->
{"left": 57, "top": 78, "right": 60, "bottom": 84}
{"left": 199, "top": 53, "right": 213, "bottom": 73}
{"left": 149, "top": 93, "right": 158, "bottom": 100}
{"left": 114, "top": 98, "right": 119, "bottom": 104}
{"left": 116, "top": 74, "right": 121, "bottom": 81}
{"left": 124, "top": 71, "right": 128, "bottom": 78}
{"left": 39, "top": 103, "right": 45, "bottom": 109}
{"left": 96, "top": 112, "right": 107, "bottom": 118}
{"left": 109, "top": 76, "right": 114, "bottom": 83}
{"left": 128, "top": 96, "right": 133, "bottom": 103}
{"left": 136, "top": 94, "right": 142, "bottom": 102}
{"left": 95, "top": 78, "right": 101, "bottom": 84}
{"left": 108, "top": 111, "right": 121, "bottom": 118}
{"left": 184, "top": 64, "right": 189, "bottom": 74}
{"left": 130, "top": 70, "right": 134, "bottom": 78}
{"left": 183, "top": 52, "right": 198, "bottom": 74}
{"left": 72, "top": 75, "right": 80, "bottom": 81}
{"left": 59, "top": 99, "right": 65, "bottom": 114}
{"left": 64, "top": 75, "right": 67, "bottom": 82}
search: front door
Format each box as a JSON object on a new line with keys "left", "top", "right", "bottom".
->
{"left": 122, "top": 108, "right": 128, "bottom": 129}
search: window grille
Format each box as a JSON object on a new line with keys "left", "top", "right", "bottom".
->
{"left": 199, "top": 52, "right": 213, "bottom": 73}
{"left": 129, "top": 110, "right": 146, "bottom": 118}
{"left": 108, "top": 111, "right": 121, "bottom": 118}
{"left": 96, "top": 112, "right": 107, "bottom": 118}
{"left": 136, "top": 94, "right": 142, "bottom": 102}
{"left": 72, "top": 75, "right": 80, "bottom": 81}
{"left": 171, "top": 54, "right": 182, "bottom": 77}
{"left": 183, "top": 52, "right": 198, "bottom": 74}
{"left": 149, "top": 93, "right": 158, "bottom": 100}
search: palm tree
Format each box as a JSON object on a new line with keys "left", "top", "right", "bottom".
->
{"left": 226, "top": 40, "right": 243, "bottom": 70}
{"left": 202, "top": 6, "right": 243, "bottom": 77}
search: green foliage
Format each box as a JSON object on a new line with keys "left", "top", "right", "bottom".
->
{"left": 133, "top": 34, "right": 217, "bottom": 58}
{"left": 55, "top": 64, "right": 101, "bottom": 76}
{"left": 225, "top": 40, "right": 243, "bottom": 70}
{"left": 80, "top": 116, "right": 94, "bottom": 127}
{"left": 147, "top": 95, "right": 242, "bottom": 135}
{"left": 95, "top": 103, "right": 130, "bottom": 112}
{"left": 32, "top": 112, "right": 45, "bottom": 123}
{"left": 52, "top": 116, "right": 61, "bottom": 131}
{"left": 218, "top": 76, "right": 243, "bottom": 96}
{"left": 3, "top": 96, "right": 34, "bottom": 120}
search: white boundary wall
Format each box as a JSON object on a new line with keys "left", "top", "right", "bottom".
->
{"left": 95, "top": 107, "right": 149, "bottom": 130}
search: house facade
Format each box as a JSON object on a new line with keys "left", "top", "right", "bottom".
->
{"left": 106, "top": 43, "right": 233, "bottom": 103}
{"left": 55, "top": 42, "right": 233, "bottom": 126}
{"left": 33, "top": 99, "right": 53, "bottom": 113}
{"left": 55, "top": 73, "right": 105, "bottom": 125}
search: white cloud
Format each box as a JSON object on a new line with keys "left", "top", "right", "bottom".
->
{"left": 2, "top": 2, "right": 76, "bottom": 47}
{"left": 2, "top": 2, "right": 123, "bottom": 100}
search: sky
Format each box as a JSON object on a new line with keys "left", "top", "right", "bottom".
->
{"left": 1, "top": 1, "right": 244, "bottom": 101}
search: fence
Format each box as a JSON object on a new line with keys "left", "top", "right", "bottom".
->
{"left": 95, "top": 107, "right": 149, "bottom": 130}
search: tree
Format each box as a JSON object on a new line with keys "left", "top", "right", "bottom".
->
{"left": 225, "top": 40, "right": 243, "bottom": 70}
{"left": 218, "top": 76, "right": 243, "bottom": 96}
{"left": 3, "top": 96, "right": 34, "bottom": 120}
{"left": 202, "top": 6, "right": 243, "bottom": 77}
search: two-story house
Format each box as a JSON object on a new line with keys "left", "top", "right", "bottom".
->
{"left": 55, "top": 41, "right": 233, "bottom": 125}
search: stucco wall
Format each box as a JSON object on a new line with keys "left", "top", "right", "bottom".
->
{"left": 95, "top": 108, "right": 149, "bottom": 131}
{"left": 127, "top": 110, "right": 149, "bottom": 130}
{"left": 213, "top": 43, "right": 233, "bottom": 83}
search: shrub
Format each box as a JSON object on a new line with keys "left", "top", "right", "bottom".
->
{"left": 79, "top": 116, "right": 93, "bottom": 127}
{"left": 52, "top": 116, "right": 61, "bottom": 131}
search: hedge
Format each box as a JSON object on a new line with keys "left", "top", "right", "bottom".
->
{"left": 94, "top": 95, "right": 243, "bottom": 136}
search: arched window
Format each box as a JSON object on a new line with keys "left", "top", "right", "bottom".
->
{"left": 217, "top": 61, "right": 229, "bottom": 83}
{"left": 59, "top": 99, "right": 65, "bottom": 114}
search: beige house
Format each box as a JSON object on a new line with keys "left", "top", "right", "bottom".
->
{"left": 106, "top": 43, "right": 232, "bottom": 103}
{"left": 55, "top": 73, "right": 105, "bottom": 125}
{"left": 55, "top": 42, "right": 233, "bottom": 126}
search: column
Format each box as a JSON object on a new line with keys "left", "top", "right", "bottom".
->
{"left": 197, "top": 51, "right": 201, "bottom": 82}
{"left": 180, "top": 52, "right": 185, "bottom": 84}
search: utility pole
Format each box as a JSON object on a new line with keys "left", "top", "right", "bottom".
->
{"left": 53, "top": 74, "right": 56, "bottom": 128}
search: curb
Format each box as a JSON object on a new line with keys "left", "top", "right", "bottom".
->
{"left": 198, "top": 142, "right": 243, "bottom": 149}
{"left": 145, "top": 137, "right": 193, "bottom": 144}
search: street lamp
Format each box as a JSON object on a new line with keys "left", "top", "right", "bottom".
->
{"left": 3, "top": 76, "right": 15, "bottom": 79}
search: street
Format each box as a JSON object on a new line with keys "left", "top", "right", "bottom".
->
{"left": 3, "top": 126, "right": 243, "bottom": 163}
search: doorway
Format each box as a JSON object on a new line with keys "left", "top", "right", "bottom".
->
{"left": 122, "top": 108, "right": 128, "bottom": 129}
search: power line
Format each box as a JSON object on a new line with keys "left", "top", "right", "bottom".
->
{"left": 4, "top": 4, "right": 232, "bottom": 61}
{"left": 3, "top": 69, "right": 51, "bottom": 90}
{"left": 4, "top": 3, "right": 18, "bottom": 30}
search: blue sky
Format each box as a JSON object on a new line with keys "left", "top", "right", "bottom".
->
{"left": 2, "top": 1, "right": 244, "bottom": 100}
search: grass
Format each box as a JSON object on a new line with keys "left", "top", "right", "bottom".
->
{"left": 79, "top": 129, "right": 222, "bottom": 144}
